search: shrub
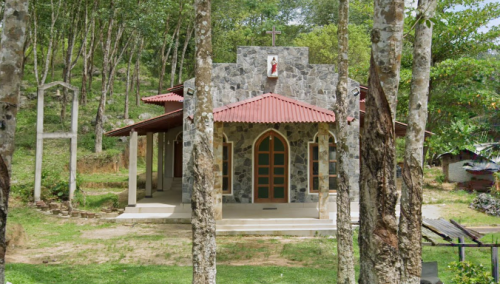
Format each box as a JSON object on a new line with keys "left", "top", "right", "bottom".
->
{"left": 448, "top": 261, "right": 494, "bottom": 284}
{"left": 79, "top": 133, "right": 116, "bottom": 152}
{"left": 435, "top": 173, "right": 446, "bottom": 184}
{"left": 470, "top": 193, "right": 500, "bottom": 216}
{"left": 11, "top": 183, "right": 34, "bottom": 202}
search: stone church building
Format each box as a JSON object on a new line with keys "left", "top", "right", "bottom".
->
{"left": 107, "top": 45, "right": 412, "bottom": 225}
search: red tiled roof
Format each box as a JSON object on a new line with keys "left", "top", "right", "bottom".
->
{"left": 141, "top": 93, "right": 184, "bottom": 105}
{"left": 213, "top": 93, "right": 336, "bottom": 123}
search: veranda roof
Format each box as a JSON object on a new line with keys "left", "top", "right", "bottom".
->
{"left": 359, "top": 110, "right": 433, "bottom": 137}
{"left": 105, "top": 109, "right": 183, "bottom": 137}
{"left": 141, "top": 93, "right": 184, "bottom": 106}
{"left": 212, "top": 93, "right": 337, "bottom": 123}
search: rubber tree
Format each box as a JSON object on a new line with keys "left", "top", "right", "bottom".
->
{"left": 191, "top": 0, "right": 217, "bottom": 283}
{"left": 398, "top": 0, "right": 437, "bottom": 283}
{"left": 0, "top": 1, "right": 29, "bottom": 283}
{"left": 335, "top": 0, "right": 356, "bottom": 283}
{"left": 358, "top": 0, "right": 405, "bottom": 282}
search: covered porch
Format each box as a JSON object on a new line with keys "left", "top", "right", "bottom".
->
{"left": 105, "top": 92, "right": 359, "bottom": 231}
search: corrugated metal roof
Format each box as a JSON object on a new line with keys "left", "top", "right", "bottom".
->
{"left": 212, "top": 93, "right": 336, "bottom": 123}
{"left": 105, "top": 109, "right": 183, "bottom": 137}
{"left": 141, "top": 93, "right": 184, "bottom": 105}
{"left": 423, "top": 218, "right": 483, "bottom": 242}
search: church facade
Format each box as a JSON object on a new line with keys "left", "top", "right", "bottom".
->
{"left": 182, "top": 46, "right": 360, "bottom": 205}
{"left": 107, "top": 46, "right": 362, "bottom": 219}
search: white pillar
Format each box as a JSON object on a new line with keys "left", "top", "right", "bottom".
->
{"left": 318, "top": 123, "right": 330, "bottom": 219}
{"left": 145, "top": 132, "right": 154, "bottom": 197}
{"left": 69, "top": 89, "right": 79, "bottom": 200}
{"left": 213, "top": 122, "right": 223, "bottom": 220}
{"left": 34, "top": 88, "right": 44, "bottom": 202}
{"left": 157, "top": 133, "right": 164, "bottom": 191}
{"left": 163, "top": 135, "right": 173, "bottom": 190}
{"left": 128, "top": 130, "right": 138, "bottom": 207}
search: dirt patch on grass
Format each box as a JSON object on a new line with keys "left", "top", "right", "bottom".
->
{"left": 6, "top": 213, "right": 329, "bottom": 269}
{"left": 81, "top": 224, "right": 191, "bottom": 240}
{"left": 6, "top": 223, "right": 27, "bottom": 248}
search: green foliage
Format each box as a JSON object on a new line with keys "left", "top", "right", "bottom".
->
{"left": 448, "top": 261, "right": 495, "bottom": 284}
{"left": 301, "top": 0, "right": 373, "bottom": 28}
{"left": 293, "top": 24, "right": 371, "bottom": 83}
{"left": 79, "top": 133, "right": 117, "bottom": 152}
{"left": 398, "top": 0, "right": 500, "bottom": 162}
{"left": 435, "top": 174, "right": 446, "bottom": 184}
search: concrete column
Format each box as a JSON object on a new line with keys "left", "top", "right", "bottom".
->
{"left": 213, "top": 122, "right": 223, "bottom": 220}
{"left": 318, "top": 123, "right": 330, "bottom": 219}
{"left": 128, "top": 130, "right": 138, "bottom": 207}
{"left": 164, "top": 134, "right": 173, "bottom": 190}
{"left": 157, "top": 133, "right": 164, "bottom": 191}
{"left": 34, "top": 88, "right": 44, "bottom": 202}
{"left": 69, "top": 89, "right": 79, "bottom": 200}
{"left": 145, "top": 132, "right": 154, "bottom": 198}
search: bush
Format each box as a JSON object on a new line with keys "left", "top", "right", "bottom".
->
{"left": 448, "top": 261, "right": 494, "bottom": 284}
{"left": 11, "top": 183, "right": 34, "bottom": 202}
{"left": 435, "top": 174, "right": 446, "bottom": 184}
{"left": 470, "top": 193, "right": 500, "bottom": 216}
{"left": 39, "top": 168, "right": 81, "bottom": 202}
{"left": 79, "top": 133, "right": 116, "bottom": 152}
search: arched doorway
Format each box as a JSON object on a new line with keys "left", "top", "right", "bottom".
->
{"left": 254, "top": 130, "right": 288, "bottom": 203}
{"left": 174, "top": 132, "right": 183, "bottom": 178}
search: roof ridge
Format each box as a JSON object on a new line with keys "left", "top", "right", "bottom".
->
{"left": 267, "top": 93, "right": 335, "bottom": 115}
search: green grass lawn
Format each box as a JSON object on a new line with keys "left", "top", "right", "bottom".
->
{"left": 6, "top": 264, "right": 339, "bottom": 284}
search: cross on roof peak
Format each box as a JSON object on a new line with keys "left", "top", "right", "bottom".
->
{"left": 266, "top": 26, "right": 281, "bottom": 47}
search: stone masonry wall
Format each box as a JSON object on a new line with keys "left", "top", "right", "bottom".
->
{"left": 182, "top": 46, "right": 360, "bottom": 203}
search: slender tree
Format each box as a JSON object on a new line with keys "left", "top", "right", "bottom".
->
{"left": 358, "top": 0, "right": 405, "bottom": 282}
{"left": 335, "top": 0, "right": 356, "bottom": 283}
{"left": 0, "top": 0, "right": 29, "bottom": 282}
{"left": 398, "top": 0, "right": 437, "bottom": 283}
{"left": 191, "top": 0, "right": 216, "bottom": 282}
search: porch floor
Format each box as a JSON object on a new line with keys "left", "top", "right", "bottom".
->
{"left": 117, "top": 190, "right": 360, "bottom": 236}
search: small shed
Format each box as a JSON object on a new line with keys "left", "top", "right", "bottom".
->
{"left": 438, "top": 149, "right": 499, "bottom": 191}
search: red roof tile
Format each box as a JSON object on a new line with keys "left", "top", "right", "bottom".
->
{"left": 213, "top": 93, "right": 336, "bottom": 123}
{"left": 141, "top": 93, "right": 184, "bottom": 105}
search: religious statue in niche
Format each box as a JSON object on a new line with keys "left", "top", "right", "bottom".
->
{"left": 267, "top": 55, "right": 278, "bottom": 78}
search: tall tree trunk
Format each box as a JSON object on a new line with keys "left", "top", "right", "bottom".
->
{"left": 81, "top": 2, "right": 89, "bottom": 105}
{"left": 61, "top": 0, "right": 83, "bottom": 120}
{"left": 178, "top": 24, "right": 193, "bottom": 84}
{"left": 358, "top": 0, "right": 405, "bottom": 283}
{"left": 35, "top": 0, "right": 61, "bottom": 86}
{"left": 398, "top": 1, "right": 436, "bottom": 283}
{"left": 170, "top": 13, "right": 183, "bottom": 88}
{"left": 192, "top": 0, "right": 216, "bottom": 283}
{"left": 335, "top": 0, "right": 356, "bottom": 283}
{"left": 135, "top": 37, "right": 144, "bottom": 106}
{"left": 88, "top": 18, "right": 99, "bottom": 92}
{"left": 124, "top": 40, "right": 136, "bottom": 120}
{"left": 94, "top": 5, "right": 115, "bottom": 153}
{"left": 0, "top": 1, "right": 29, "bottom": 283}
{"left": 158, "top": 33, "right": 175, "bottom": 95}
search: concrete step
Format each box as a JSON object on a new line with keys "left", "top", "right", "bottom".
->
{"left": 116, "top": 213, "right": 190, "bottom": 224}
{"left": 215, "top": 218, "right": 338, "bottom": 236}
{"left": 216, "top": 224, "right": 335, "bottom": 230}
{"left": 216, "top": 227, "right": 336, "bottom": 237}
{"left": 124, "top": 204, "right": 191, "bottom": 214}
{"left": 216, "top": 218, "right": 333, "bottom": 226}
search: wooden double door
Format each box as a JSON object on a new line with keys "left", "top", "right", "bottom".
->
{"left": 254, "top": 131, "right": 288, "bottom": 203}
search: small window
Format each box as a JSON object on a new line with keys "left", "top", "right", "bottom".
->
{"left": 309, "top": 134, "right": 337, "bottom": 193}
{"left": 222, "top": 135, "right": 232, "bottom": 194}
